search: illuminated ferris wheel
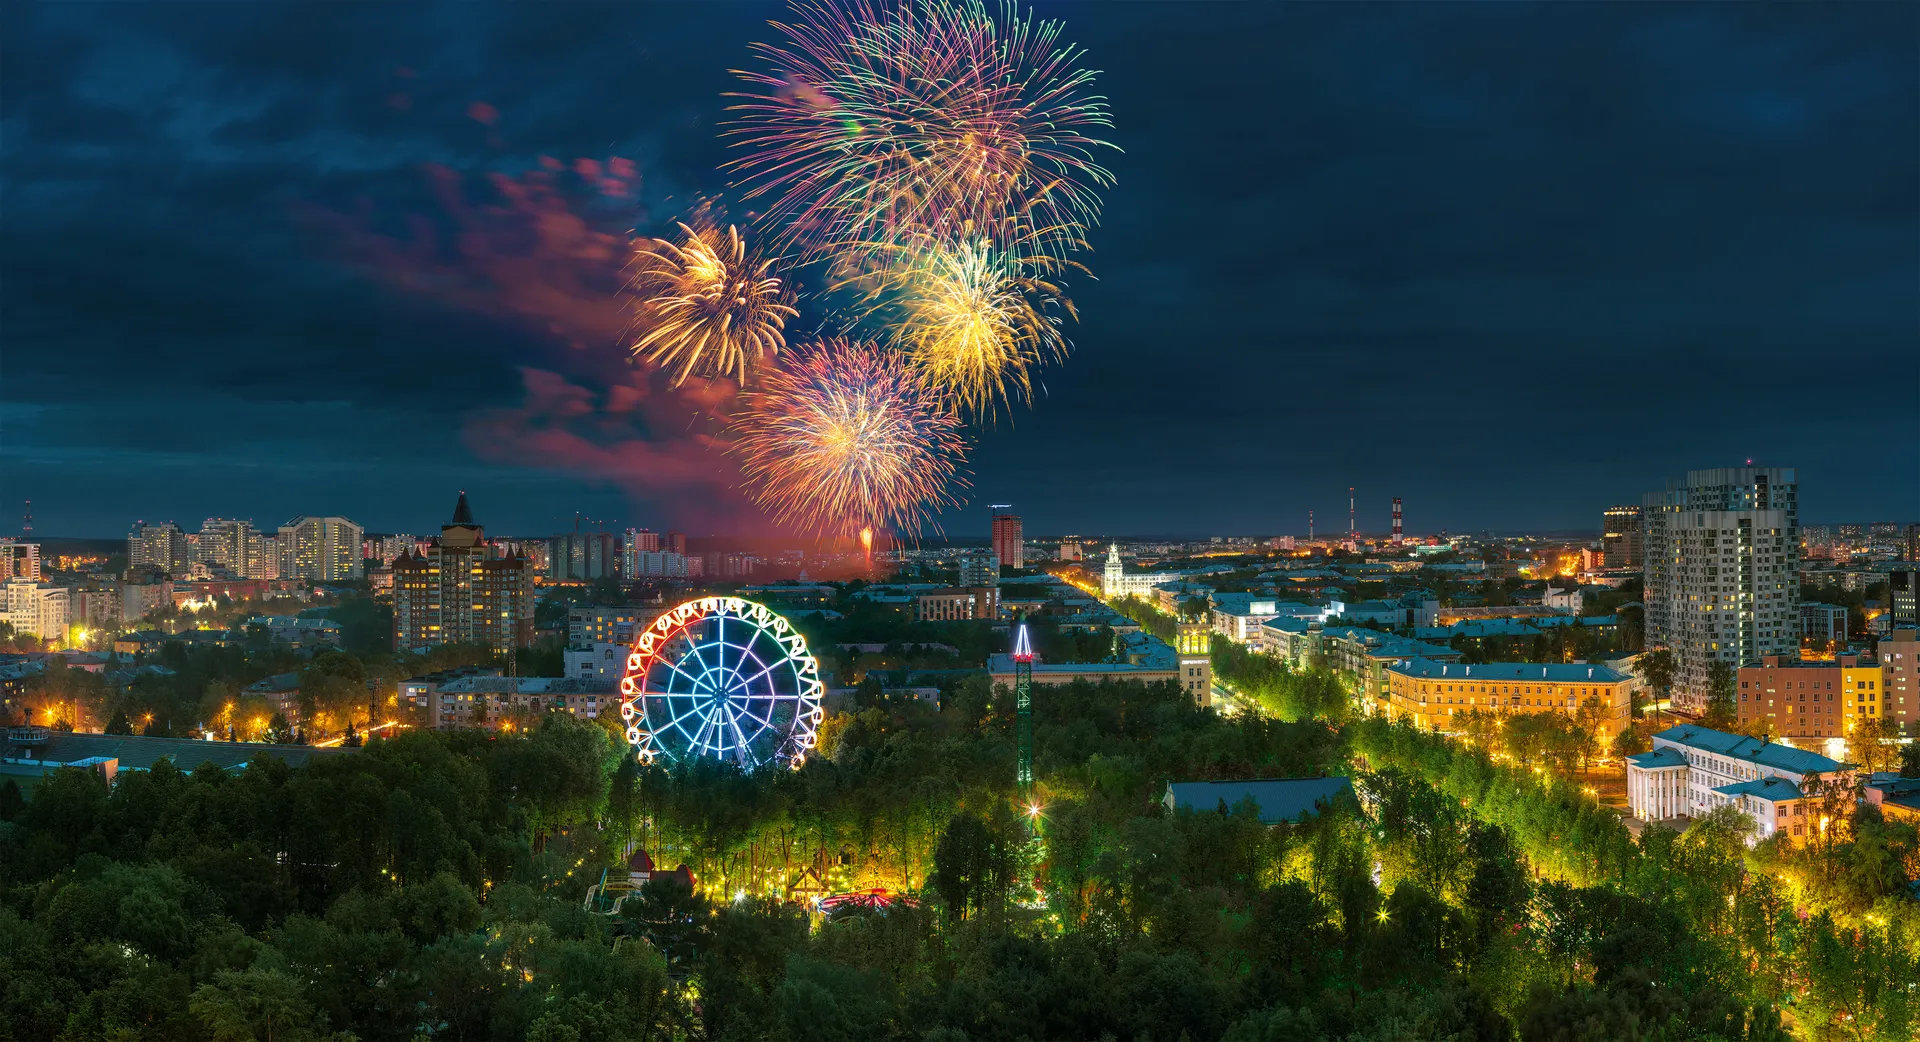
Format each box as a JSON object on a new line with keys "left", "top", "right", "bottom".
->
{"left": 619, "top": 597, "right": 824, "bottom": 770}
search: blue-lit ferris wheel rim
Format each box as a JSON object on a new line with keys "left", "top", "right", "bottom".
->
{"left": 618, "top": 597, "right": 824, "bottom": 770}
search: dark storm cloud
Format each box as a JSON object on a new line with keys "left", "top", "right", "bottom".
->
{"left": 2, "top": 1, "right": 1914, "bottom": 537}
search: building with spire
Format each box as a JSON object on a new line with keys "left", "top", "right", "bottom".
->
{"left": 1100, "top": 543, "right": 1182, "bottom": 600}
{"left": 393, "top": 492, "right": 535, "bottom": 654}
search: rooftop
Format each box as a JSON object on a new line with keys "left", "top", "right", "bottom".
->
{"left": 1385, "top": 659, "right": 1630, "bottom": 683}
{"left": 1164, "top": 777, "right": 1356, "bottom": 825}
{"left": 1627, "top": 747, "right": 1688, "bottom": 770}
{"left": 2, "top": 729, "right": 349, "bottom": 773}
{"left": 1651, "top": 724, "right": 1845, "bottom": 776}
{"left": 985, "top": 654, "right": 1175, "bottom": 676}
{"left": 1712, "top": 777, "right": 1805, "bottom": 801}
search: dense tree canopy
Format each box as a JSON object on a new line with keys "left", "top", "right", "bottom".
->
{"left": 2, "top": 671, "right": 1915, "bottom": 1041}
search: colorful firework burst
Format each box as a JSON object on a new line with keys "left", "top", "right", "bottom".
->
{"left": 627, "top": 221, "right": 798, "bottom": 386}
{"left": 859, "top": 228, "right": 1079, "bottom": 420}
{"left": 729, "top": 338, "right": 969, "bottom": 538}
{"left": 725, "top": 0, "right": 1116, "bottom": 259}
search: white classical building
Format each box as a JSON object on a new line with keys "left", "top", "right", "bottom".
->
{"left": 1100, "top": 543, "right": 1184, "bottom": 600}
{"left": 1626, "top": 724, "right": 1848, "bottom": 842}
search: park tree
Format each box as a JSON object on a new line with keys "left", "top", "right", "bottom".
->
{"left": 299, "top": 651, "right": 368, "bottom": 735}
{"left": 1635, "top": 650, "right": 1674, "bottom": 725}
{"left": 1573, "top": 696, "right": 1610, "bottom": 774}
{"left": 1846, "top": 716, "right": 1903, "bottom": 776}
{"left": 1702, "top": 660, "right": 1738, "bottom": 729}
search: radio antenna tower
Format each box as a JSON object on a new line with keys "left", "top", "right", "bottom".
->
{"left": 1348, "top": 488, "right": 1355, "bottom": 539}
{"left": 22, "top": 500, "right": 30, "bottom": 537}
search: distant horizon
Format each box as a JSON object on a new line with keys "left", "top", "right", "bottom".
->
{"left": 15, "top": 518, "right": 1912, "bottom": 549}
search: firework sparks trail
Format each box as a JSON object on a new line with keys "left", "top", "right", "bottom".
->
{"left": 729, "top": 338, "right": 970, "bottom": 538}
{"left": 628, "top": 221, "right": 798, "bottom": 386}
{"left": 724, "top": 0, "right": 1117, "bottom": 260}
{"left": 849, "top": 223, "right": 1080, "bottom": 420}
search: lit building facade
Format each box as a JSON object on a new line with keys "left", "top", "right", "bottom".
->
{"left": 956, "top": 549, "right": 999, "bottom": 589}
{"left": 1626, "top": 724, "right": 1847, "bottom": 839}
{"left": 1883, "top": 629, "right": 1918, "bottom": 727}
{"left": 426, "top": 675, "right": 618, "bottom": 730}
{"left": 3, "top": 579, "right": 71, "bottom": 642}
{"left": 1602, "top": 505, "right": 1643, "bottom": 569}
{"left": 1890, "top": 569, "right": 1916, "bottom": 629}
{"left": 1100, "top": 543, "right": 1183, "bottom": 600}
{"left": 193, "top": 519, "right": 258, "bottom": 575}
{"left": 1735, "top": 654, "right": 1881, "bottom": 738}
{"left": 1176, "top": 620, "right": 1212, "bottom": 706}
{"left": 1383, "top": 659, "right": 1632, "bottom": 739}
{"left": 0, "top": 541, "right": 42, "bottom": 581}
{"left": 128, "top": 522, "right": 189, "bottom": 575}
{"left": 1642, "top": 467, "right": 1799, "bottom": 711}
{"left": 992, "top": 510, "right": 1024, "bottom": 570}
{"left": 277, "top": 516, "right": 365, "bottom": 582}
{"left": 915, "top": 588, "right": 999, "bottom": 622}
{"left": 549, "top": 529, "right": 616, "bottom": 582}
{"left": 1210, "top": 595, "right": 1283, "bottom": 644}
{"left": 392, "top": 494, "right": 534, "bottom": 654}
{"left": 1326, "top": 628, "right": 1462, "bottom": 710}
{"left": 1799, "top": 602, "right": 1849, "bottom": 643}
{"left": 568, "top": 605, "right": 662, "bottom": 647}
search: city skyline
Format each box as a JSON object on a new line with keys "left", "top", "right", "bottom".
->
{"left": 5, "top": 481, "right": 1914, "bottom": 543}
{"left": 5, "top": 3, "right": 1916, "bottom": 536}
{"left": 5, "top": 5, "right": 1917, "bottom": 1038}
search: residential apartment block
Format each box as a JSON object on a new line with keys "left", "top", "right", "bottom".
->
{"left": 1601, "top": 505, "right": 1643, "bottom": 569}
{"left": 1642, "top": 467, "right": 1799, "bottom": 711}
{"left": 1735, "top": 654, "right": 1881, "bottom": 739}
{"left": 0, "top": 541, "right": 42, "bottom": 582}
{"left": 1879, "top": 629, "right": 1917, "bottom": 727}
{"left": 392, "top": 493, "right": 534, "bottom": 654}
{"left": 991, "top": 509, "right": 1023, "bottom": 570}
{"left": 277, "top": 515, "right": 364, "bottom": 582}
{"left": 1384, "top": 659, "right": 1632, "bottom": 739}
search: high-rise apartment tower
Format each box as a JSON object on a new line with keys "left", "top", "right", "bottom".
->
{"left": 1642, "top": 467, "right": 1798, "bottom": 711}
{"left": 991, "top": 506, "right": 1023, "bottom": 570}
{"left": 1603, "top": 505, "right": 1644, "bottom": 569}
{"left": 393, "top": 493, "right": 534, "bottom": 654}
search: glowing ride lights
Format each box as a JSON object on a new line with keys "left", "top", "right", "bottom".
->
{"left": 618, "top": 597, "right": 825, "bottom": 770}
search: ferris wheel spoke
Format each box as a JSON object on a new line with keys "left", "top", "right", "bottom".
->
{"left": 725, "top": 706, "right": 753, "bottom": 766}
{"left": 732, "top": 652, "right": 793, "bottom": 692}
{"left": 730, "top": 701, "right": 775, "bottom": 737}
{"left": 692, "top": 705, "right": 724, "bottom": 758}
{"left": 660, "top": 654, "right": 712, "bottom": 694}
{"left": 622, "top": 600, "right": 822, "bottom": 771}
{"left": 656, "top": 697, "right": 711, "bottom": 738}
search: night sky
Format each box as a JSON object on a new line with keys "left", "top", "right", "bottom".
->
{"left": 5, "top": 2, "right": 1916, "bottom": 540}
